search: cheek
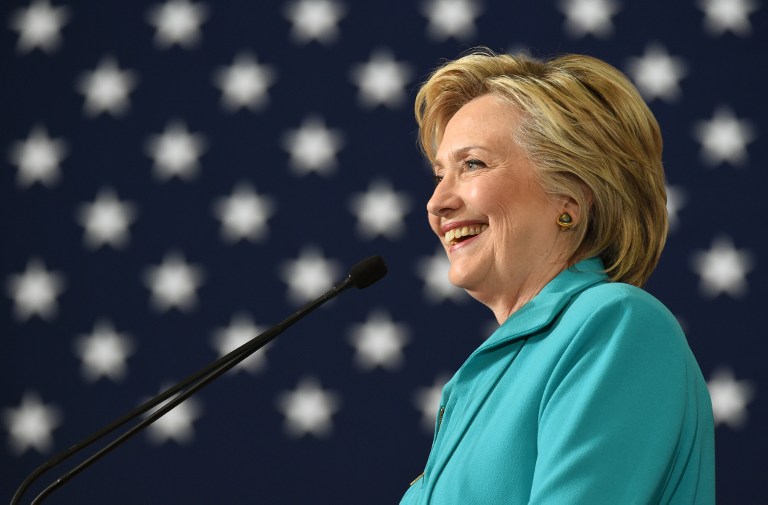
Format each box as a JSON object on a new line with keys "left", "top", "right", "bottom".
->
{"left": 482, "top": 192, "right": 516, "bottom": 228}
{"left": 467, "top": 178, "right": 509, "bottom": 213}
{"left": 465, "top": 184, "right": 485, "bottom": 205}
{"left": 487, "top": 200, "right": 540, "bottom": 247}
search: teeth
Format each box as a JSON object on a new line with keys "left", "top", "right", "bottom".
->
{"left": 444, "top": 224, "right": 488, "bottom": 244}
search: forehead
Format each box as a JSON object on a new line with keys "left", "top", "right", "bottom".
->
{"left": 451, "top": 93, "right": 517, "bottom": 122}
{"left": 435, "top": 94, "right": 522, "bottom": 161}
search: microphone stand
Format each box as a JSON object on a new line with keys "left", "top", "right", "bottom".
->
{"left": 12, "top": 261, "right": 383, "bottom": 505}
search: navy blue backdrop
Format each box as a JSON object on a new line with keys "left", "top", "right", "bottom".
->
{"left": 2, "top": 1, "right": 766, "bottom": 503}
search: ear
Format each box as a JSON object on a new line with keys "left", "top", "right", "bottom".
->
{"left": 560, "top": 196, "right": 582, "bottom": 226}
{"left": 559, "top": 184, "right": 593, "bottom": 228}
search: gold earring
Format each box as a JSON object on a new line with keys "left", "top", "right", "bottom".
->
{"left": 557, "top": 212, "right": 574, "bottom": 232}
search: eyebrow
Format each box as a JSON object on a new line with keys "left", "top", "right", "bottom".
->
{"left": 432, "top": 145, "right": 490, "bottom": 172}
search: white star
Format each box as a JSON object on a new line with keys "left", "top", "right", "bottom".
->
{"left": 214, "top": 53, "right": 276, "bottom": 112}
{"left": 626, "top": 44, "right": 687, "bottom": 102}
{"left": 698, "top": 0, "right": 759, "bottom": 36}
{"left": 282, "top": 116, "right": 345, "bottom": 176}
{"left": 690, "top": 236, "right": 754, "bottom": 298}
{"left": 349, "top": 179, "right": 411, "bottom": 240}
{"left": 413, "top": 375, "right": 449, "bottom": 432}
{"left": 416, "top": 248, "right": 468, "bottom": 303}
{"left": 505, "top": 45, "right": 534, "bottom": 58}
{"left": 8, "top": 0, "right": 70, "bottom": 53}
{"left": 707, "top": 367, "right": 755, "bottom": 429}
{"left": 143, "top": 252, "right": 205, "bottom": 312}
{"left": 76, "top": 57, "right": 138, "bottom": 117}
{"left": 213, "top": 183, "right": 276, "bottom": 242}
{"left": 146, "top": 0, "right": 208, "bottom": 48}
{"left": 276, "top": 377, "right": 340, "bottom": 438}
{"left": 5, "top": 258, "right": 65, "bottom": 321}
{"left": 76, "top": 188, "right": 137, "bottom": 249}
{"left": 3, "top": 392, "right": 62, "bottom": 454}
{"left": 145, "top": 120, "right": 207, "bottom": 180}
{"left": 144, "top": 384, "right": 203, "bottom": 445}
{"left": 74, "top": 319, "right": 135, "bottom": 382}
{"left": 693, "top": 107, "right": 756, "bottom": 167}
{"left": 665, "top": 184, "right": 687, "bottom": 232}
{"left": 284, "top": 0, "right": 345, "bottom": 44}
{"left": 348, "top": 309, "right": 410, "bottom": 371}
{"left": 559, "top": 0, "right": 620, "bottom": 38}
{"left": 211, "top": 313, "right": 269, "bottom": 374}
{"left": 280, "top": 247, "right": 341, "bottom": 304}
{"left": 350, "top": 50, "right": 413, "bottom": 109}
{"left": 8, "top": 125, "right": 68, "bottom": 187}
{"left": 421, "top": 0, "right": 482, "bottom": 40}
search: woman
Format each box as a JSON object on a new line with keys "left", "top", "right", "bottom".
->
{"left": 401, "top": 49, "right": 715, "bottom": 504}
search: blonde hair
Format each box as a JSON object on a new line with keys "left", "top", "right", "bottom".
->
{"left": 415, "top": 48, "right": 668, "bottom": 286}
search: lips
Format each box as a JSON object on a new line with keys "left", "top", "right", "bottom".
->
{"left": 443, "top": 223, "right": 488, "bottom": 245}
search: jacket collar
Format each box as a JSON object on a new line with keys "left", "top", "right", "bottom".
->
{"left": 476, "top": 257, "right": 608, "bottom": 353}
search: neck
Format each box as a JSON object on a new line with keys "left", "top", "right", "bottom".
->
{"left": 469, "top": 259, "right": 568, "bottom": 325}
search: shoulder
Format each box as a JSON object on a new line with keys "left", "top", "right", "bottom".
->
{"left": 539, "top": 282, "right": 697, "bottom": 412}
{"left": 567, "top": 281, "right": 679, "bottom": 331}
{"left": 575, "top": 280, "right": 667, "bottom": 309}
{"left": 554, "top": 281, "right": 689, "bottom": 363}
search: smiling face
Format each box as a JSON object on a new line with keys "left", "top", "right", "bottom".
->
{"left": 427, "top": 94, "right": 578, "bottom": 322}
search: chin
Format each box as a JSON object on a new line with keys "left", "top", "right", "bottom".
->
{"left": 448, "top": 264, "right": 480, "bottom": 291}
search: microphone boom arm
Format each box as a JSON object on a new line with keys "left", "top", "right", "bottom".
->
{"left": 12, "top": 256, "right": 386, "bottom": 505}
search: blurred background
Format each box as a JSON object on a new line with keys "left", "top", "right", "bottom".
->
{"left": 2, "top": 0, "right": 765, "bottom": 503}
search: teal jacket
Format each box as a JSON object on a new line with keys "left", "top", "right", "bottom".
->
{"left": 400, "top": 258, "right": 714, "bottom": 504}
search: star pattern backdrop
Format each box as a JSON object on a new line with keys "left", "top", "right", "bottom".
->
{"left": 1, "top": 0, "right": 765, "bottom": 503}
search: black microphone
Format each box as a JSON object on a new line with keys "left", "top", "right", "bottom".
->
{"left": 12, "top": 256, "right": 387, "bottom": 505}
{"left": 335, "top": 254, "right": 388, "bottom": 291}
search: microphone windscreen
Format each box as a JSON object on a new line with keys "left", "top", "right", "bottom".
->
{"left": 349, "top": 256, "right": 387, "bottom": 289}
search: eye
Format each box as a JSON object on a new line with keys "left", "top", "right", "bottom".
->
{"left": 432, "top": 174, "right": 444, "bottom": 186}
{"left": 463, "top": 159, "right": 486, "bottom": 171}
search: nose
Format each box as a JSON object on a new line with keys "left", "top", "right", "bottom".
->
{"left": 426, "top": 174, "right": 461, "bottom": 218}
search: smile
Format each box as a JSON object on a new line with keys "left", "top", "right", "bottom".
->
{"left": 444, "top": 224, "right": 488, "bottom": 245}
